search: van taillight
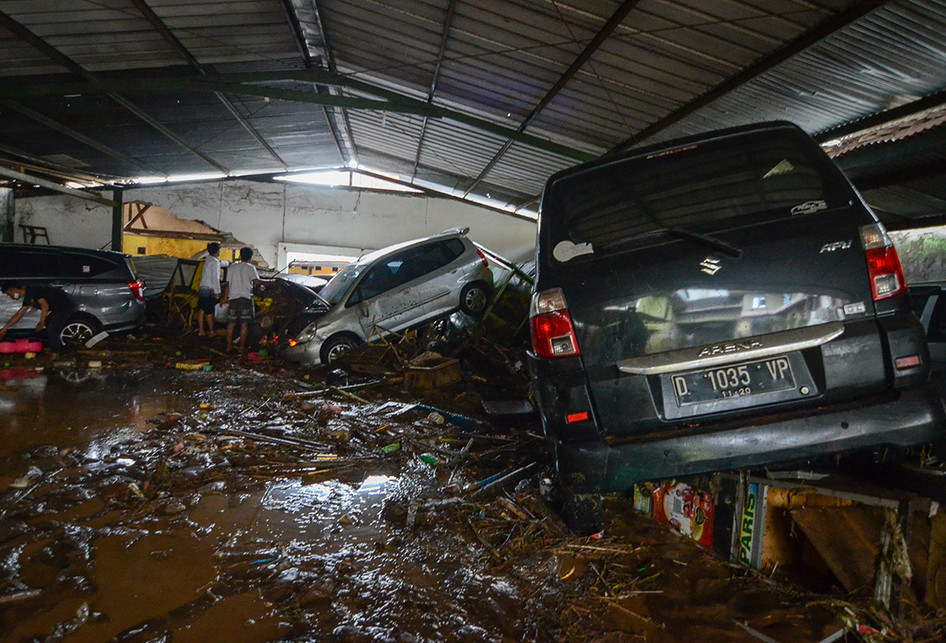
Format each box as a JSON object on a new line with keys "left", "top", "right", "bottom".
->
{"left": 860, "top": 223, "right": 906, "bottom": 301}
{"left": 530, "top": 288, "right": 579, "bottom": 358}
{"left": 128, "top": 280, "right": 145, "bottom": 301}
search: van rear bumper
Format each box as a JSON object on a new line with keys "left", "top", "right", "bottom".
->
{"left": 554, "top": 385, "right": 946, "bottom": 493}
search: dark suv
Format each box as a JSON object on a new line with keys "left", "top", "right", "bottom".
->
{"left": 0, "top": 243, "right": 146, "bottom": 345}
{"left": 528, "top": 121, "right": 945, "bottom": 498}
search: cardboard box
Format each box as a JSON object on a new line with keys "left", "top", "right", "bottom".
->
{"left": 403, "top": 357, "right": 461, "bottom": 391}
{"left": 652, "top": 481, "right": 715, "bottom": 548}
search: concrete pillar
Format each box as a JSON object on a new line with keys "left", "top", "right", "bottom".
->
{"left": 111, "top": 188, "right": 123, "bottom": 252}
{"left": 0, "top": 187, "right": 13, "bottom": 243}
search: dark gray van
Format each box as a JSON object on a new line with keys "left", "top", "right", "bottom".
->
{"left": 528, "top": 121, "right": 945, "bottom": 504}
{"left": 0, "top": 243, "right": 146, "bottom": 345}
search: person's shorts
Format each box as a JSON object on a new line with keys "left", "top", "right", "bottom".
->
{"left": 227, "top": 297, "right": 255, "bottom": 323}
{"left": 197, "top": 288, "right": 217, "bottom": 315}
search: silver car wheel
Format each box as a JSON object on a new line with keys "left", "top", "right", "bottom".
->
{"left": 322, "top": 335, "right": 360, "bottom": 364}
{"left": 60, "top": 320, "right": 96, "bottom": 347}
{"left": 460, "top": 283, "right": 490, "bottom": 316}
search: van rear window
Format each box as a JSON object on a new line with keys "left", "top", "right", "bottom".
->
{"left": 542, "top": 130, "right": 850, "bottom": 259}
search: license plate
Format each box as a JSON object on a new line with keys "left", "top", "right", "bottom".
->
{"left": 671, "top": 356, "right": 796, "bottom": 407}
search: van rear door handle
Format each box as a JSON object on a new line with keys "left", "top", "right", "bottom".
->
{"left": 617, "top": 321, "right": 845, "bottom": 375}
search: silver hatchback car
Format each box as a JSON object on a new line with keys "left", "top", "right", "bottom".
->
{"left": 280, "top": 228, "right": 493, "bottom": 365}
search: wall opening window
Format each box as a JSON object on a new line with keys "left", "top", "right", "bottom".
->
{"left": 284, "top": 251, "right": 358, "bottom": 289}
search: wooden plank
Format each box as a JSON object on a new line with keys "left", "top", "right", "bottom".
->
{"left": 790, "top": 506, "right": 885, "bottom": 593}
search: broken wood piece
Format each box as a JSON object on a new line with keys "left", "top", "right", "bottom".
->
{"left": 282, "top": 380, "right": 379, "bottom": 402}
{"left": 332, "top": 386, "right": 369, "bottom": 403}
{"left": 597, "top": 597, "right": 663, "bottom": 628}
{"left": 0, "top": 589, "right": 41, "bottom": 604}
{"left": 496, "top": 496, "right": 533, "bottom": 520}
{"left": 215, "top": 428, "right": 334, "bottom": 453}
{"left": 790, "top": 505, "right": 886, "bottom": 594}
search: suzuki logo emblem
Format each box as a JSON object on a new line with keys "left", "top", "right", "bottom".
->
{"left": 700, "top": 257, "right": 722, "bottom": 275}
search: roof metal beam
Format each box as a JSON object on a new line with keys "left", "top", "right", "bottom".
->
{"left": 108, "top": 93, "right": 230, "bottom": 175}
{"left": 282, "top": 0, "right": 356, "bottom": 167}
{"left": 353, "top": 168, "right": 535, "bottom": 222}
{"left": 0, "top": 99, "right": 163, "bottom": 178}
{"left": 0, "top": 72, "right": 596, "bottom": 163}
{"left": 0, "top": 77, "right": 440, "bottom": 115}
{"left": 463, "top": 0, "right": 641, "bottom": 196}
{"left": 129, "top": 0, "right": 288, "bottom": 171}
{"left": 0, "top": 141, "right": 131, "bottom": 185}
{"left": 609, "top": 0, "right": 894, "bottom": 154}
{"left": 278, "top": 0, "right": 315, "bottom": 64}
{"left": 412, "top": 0, "right": 458, "bottom": 181}
{"left": 0, "top": 8, "right": 228, "bottom": 175}
{"left": 0, "top": 10, "right": 86, "bottom": 77}
{"left": 0, "top": 165, "right": 115, "bottom": 207}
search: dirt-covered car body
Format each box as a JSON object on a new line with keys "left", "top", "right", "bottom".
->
{"left": 0, "top": 243, "right": 145, "bottom": 345}
{"left": 528, "top": 121, "right": 945, "bottom": 494}
{"left": 280, "top": 228, "right": 493, "bottom": 365}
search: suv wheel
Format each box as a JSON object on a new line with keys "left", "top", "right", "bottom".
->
{"left": 459, "top": 282, "right": 491, "bottom": 317}
{"left": 561, "top": 490, "right": 605, "bottom": 536}
{"left": 60, "top": 319, "right": 99, "bottom": 347}
{"left": 321, "top": 334, "right": 362, "bottom": 364}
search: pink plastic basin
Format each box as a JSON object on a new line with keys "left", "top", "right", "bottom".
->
{"left": 0, "top": 339, "right": 44, "bottom": 354}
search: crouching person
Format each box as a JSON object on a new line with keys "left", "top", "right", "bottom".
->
{"left": 0, "top": 282, "right": 72, "bottom": 353}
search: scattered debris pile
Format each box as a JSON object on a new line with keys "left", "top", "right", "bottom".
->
{"left": 5, "top": 361, "right": 926, "bottom": 641}
{"left": 3, "top": 286, "right": 946, "bottom": 639}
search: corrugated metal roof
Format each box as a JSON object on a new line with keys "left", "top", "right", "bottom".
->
{"left": 0, "top": 0, "right": 945, "bottom": 223}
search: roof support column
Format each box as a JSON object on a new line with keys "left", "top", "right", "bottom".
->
{"left": 0, "top": 187, "right": 13, "bottom": 243}
{"left": 111, "top": 188, "right": 123, "bottom": 252}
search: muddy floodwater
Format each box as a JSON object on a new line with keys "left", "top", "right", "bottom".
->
{"left": 0, "top": 356, "right": 934, "bottom": 642}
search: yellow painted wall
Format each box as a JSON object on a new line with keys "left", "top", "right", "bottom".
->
{"left": 288, "top": 261, "right": 347, "bottom": 276}
{"left": 124, "top": 234, "right": 211, "bottom": 260}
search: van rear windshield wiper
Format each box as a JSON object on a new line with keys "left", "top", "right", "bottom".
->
{"left": 600, "top": 225, "right": 742, "bottom": 258}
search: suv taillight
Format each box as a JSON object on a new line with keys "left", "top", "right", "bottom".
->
{"left": 860, "top": 223, "right": 906, "bottom": 301}
{"left": 476, "top": 248, "right": 489, "bottom": 268}
{"left": 128, "top": 280, "right": 145, "bottom": 301}
{"left": 530, "top": 288, "right": 579, "bottom": 358}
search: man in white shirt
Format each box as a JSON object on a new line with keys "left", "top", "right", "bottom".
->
{"left": 197, "top": 242, "right": 229, "bottom": 337}
{"left": 226, "top": 246, "right": 262, "bottom": 355}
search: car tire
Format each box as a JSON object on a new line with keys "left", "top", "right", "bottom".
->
{"left": 59, "top": 318, "right": 100, "bottom": 348}
{"left": 561, "top": 489, "right": 605, "bottom": 536}
{"left": 320, "top": 334, "right": 362, "bottom": 365}
{"left": 459, "top": 281, "right": 491, "bottom": 317}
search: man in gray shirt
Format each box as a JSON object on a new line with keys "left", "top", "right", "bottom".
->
{"left": 226, "top": 247, "right": 262, "bottom": 355}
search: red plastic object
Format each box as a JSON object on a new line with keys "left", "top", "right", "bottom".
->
{"left": 0, "top": 338, "right": 44, "bottom": 354}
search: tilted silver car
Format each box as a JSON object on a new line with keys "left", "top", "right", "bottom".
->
{"left": 279, "top": 228, "right": 494, "bottom": 365}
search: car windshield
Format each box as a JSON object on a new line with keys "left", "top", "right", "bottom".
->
{"left": 317, "top": 262, "right": 362, "bottom": 306}
{"left": 542, "top": 128, "right": 851, "bottom": 261}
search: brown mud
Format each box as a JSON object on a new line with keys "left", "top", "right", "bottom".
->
{"left": 1, "top": 333, "right": 944, "bottom": 642}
